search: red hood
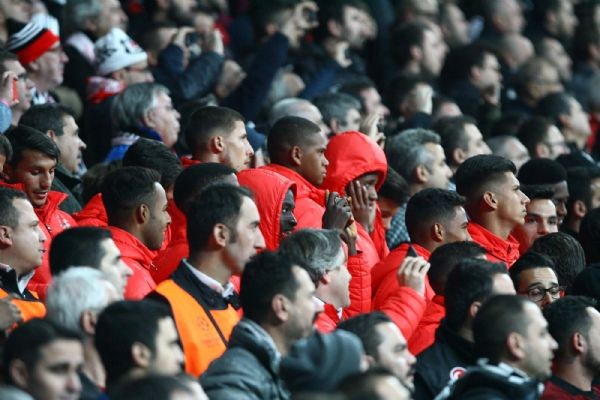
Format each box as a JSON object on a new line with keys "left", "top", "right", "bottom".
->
{"left": 73, "top": 193, "right": 107, "bottom": 227}
{"left": 238, "top": 168, "right": 296, "bottom": 250}
{"left": 320, "top": 131, "right": 387, "bottom": 195}
{"left": 262, "top": 164, "right": 325, "bottom": 204}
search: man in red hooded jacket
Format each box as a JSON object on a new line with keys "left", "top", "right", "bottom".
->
{"left": 371, "top": 188, "right": 471, "bottom": 340}
{"left": 237, "top": 168, "right": 297, "bottom": 251}
{"left": 455, "top": 154, "right": 530, "bottom": 267}
{"left": 101, "top": 167, "right": 171, "bottom": 299}
{"left": 4, "top": 126, "right": 77, "bottom": 298}
{"left": 319, "top": 131, "right": 389, "bottom": 310}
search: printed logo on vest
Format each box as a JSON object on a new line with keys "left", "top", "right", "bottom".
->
{"left": 449, "top": 367, "right": 466, "bottom": 381}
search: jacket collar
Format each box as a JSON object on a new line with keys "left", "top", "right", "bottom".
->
{"left": 107, "top": 226, "right": 155, "bottom": 268}
{"left": 229, "top": 319, "right": 282, "bottom": 373}
{"left": 468, "top": 222, "right": 520, "bottom": 265}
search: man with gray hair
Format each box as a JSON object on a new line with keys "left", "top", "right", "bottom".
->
{"left": 279, "top": 229, "right": 351, "bottom": 333}
{"left": 385, "top": 128, "right": 453, "bottom": 249}
{"left": 313, "top": 92, "right": 362, "bottom": 136}
{"left": 269, "top": 98, "right": 330, "bottom": 139}
{"left": 106, "top": 82, "right": 180, "bottom": 161}
{"left": 46, "top": 267, "right": 119, "bottom": 400}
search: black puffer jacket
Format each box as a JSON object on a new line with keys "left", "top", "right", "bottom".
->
{"left": 200, "top": 318, "right": 290, "bottom": 400}
{"left": 436, "top": 361, "right": 544, "bottom": 400}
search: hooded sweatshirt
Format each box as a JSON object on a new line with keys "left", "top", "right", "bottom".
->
{"left": 238, "top": 168, "right": 296, "bottom": 251}
{"left": 320, "top": 131, "right": 389, "bottom": 316}
{"left": 320, "top": 131, "right": 389, "bottom": 266}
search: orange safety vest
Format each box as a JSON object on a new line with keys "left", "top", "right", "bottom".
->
{"left": 156, "top": 279, "right": 240, "bottom": 377}
{"left": 0, "top": 287, "right": 46, "bottom": 324}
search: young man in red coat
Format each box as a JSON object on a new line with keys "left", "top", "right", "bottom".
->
{"left": 455, "top": 154, "right": 530, "bottom": 267}
{"left": 101, "top": 167, "right": 171, "bottom": 299}
{"left": 371, "top": 188, "right": 470, "bottom": 339}
{"left": 4, "top": 126, "right": 77, "bottom": 298}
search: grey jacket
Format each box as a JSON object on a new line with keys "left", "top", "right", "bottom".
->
{"left": 200, "top": 319, "right": 290, "bottom": 400}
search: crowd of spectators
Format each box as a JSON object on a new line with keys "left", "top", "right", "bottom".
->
{"left": 0, "top": 0, "right": 600, "bottom": 399}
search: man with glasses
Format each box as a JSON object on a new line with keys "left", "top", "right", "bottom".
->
{"left": 510, "top": 251, "right": 562, "bottom": 309}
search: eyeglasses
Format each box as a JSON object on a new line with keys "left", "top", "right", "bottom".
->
{"left": 522, "top": 285, "right": 564, "bottom": 302}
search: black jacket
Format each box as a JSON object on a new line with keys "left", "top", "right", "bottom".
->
{"left": 438, "top": 361, "right": 543, "bottom": 400}
{"left": 414, "top": 320, "right": 478, "bottom": 400}
{"left": 200, "top": 319, "right": 290, "bottom": 400}
{"left": 53, "top": 164, "right": 83, "bottom": 214}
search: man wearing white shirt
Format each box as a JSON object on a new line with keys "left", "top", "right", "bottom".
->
{"left": 150, "top": 184, "right": 265, "bottom": 377}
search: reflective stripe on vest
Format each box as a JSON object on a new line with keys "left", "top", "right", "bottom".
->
{"left": 156, "top": 280, "right": 240, "bottom": 377}
{"left": 0, "top": 287, "right": 46, "bottom": 325}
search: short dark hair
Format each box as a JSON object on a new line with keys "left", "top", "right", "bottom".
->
{"left": 566, "top": 166, "right": 600, "bottom": 217}
{"left": 433, "top": 115, "right": 478, "bottom": 167}
{"left": 0, "top": 135, "right": 13, "bottom": 161}
{"left": 510, "top": 252, "right": 557, "bottom": 290}
{"left": 0, "top": 187, "right": 26, "bottom": 229}
{"left": 428, "top": 241, "right": 487, "bottom": 295}
{"left": 518, "top": 158, "right": 567, "bottom": 186}
{"left": 186, "top": 183, "right": 252, "bottom": 253}
{"left": 241, "top": 250, "right": 301, "bottom": 324}
{"left": 529, "top": 232, "right": 586, "bottom": 289}
{"left": 338, "top": 367, "right": 408, "bottom": 400}
{"left": 3, "top": 318, "right": 81, "bottom": 384}
{"left": 473, "top": 295, "right": 533, "bottom": 363}
{"left": 445, "top": 259, "right": 508, "bottom": 332}
{"left": 173, "top": 163, "right": 237, "bottom": 213}
{"left": 536, "top": 92, "right": 573, "bottom": 128}
{"left": 378, "top": 167, "right": 409, "bottom": 206}
{"left": 337, "top": 312, "right": 393, "bottom": 359}
{"left": 543, "top": 296, "right": 597, "bottom": 361}
{"left": 95, "top": 300, "right": 173, "bottom": 385}
{"left": 455, "top": 154, "right": 516, "bottom": 203}
{"left": 267, "top": 116, "right": 322, "bottom": 164}
{"left": 440, "top": 43, "right": 496, "bottom": 93}
{"left": 391, "top": 22, "right": 429, "bottom": 69}
{"left": 315, "top": 0, "right": 370, "bottom": 41}
{"left": 5, "top": 125, "right": 60, "bottom": 167}
{"left": 50, "top": 227, "right": 112, "bottom": 276}
{"left": 19, "top": 104, "right": 75, "bottom": 137}
{"left": 109, "top": 375, "right": 192, "bottom": 400}
{"left": 184, "top": 106, "right": 244, "bottom": 152}
{"left": 520, "top": 185, "right": 555, "bottom": 201}
{"left": 579, "top": 208, "right": 600, "bottom": 264}
{"left": 101, "top": 167, "right": 161, "bottom": 225}
{"left": 405, "top": 188, "right": 465, "bottom": 241}
{"left": 122, "top": 138, "right": 182, "bottom": 190}
{"left": 517, "top": 116, "right": 554, "bottom": 157}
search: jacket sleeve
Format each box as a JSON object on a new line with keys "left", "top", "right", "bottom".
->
{"left": 223, "top": 32, "right": 290, "bottom": 121}
{"left": 156, "top": 45, "right": 224, "bottom": 102}
{"left": 342, "top": 252, "right": 371, "bottom": 318}
{"left": 299, "top": 58, "right": 342, "bottom": 100}
{"left": 373, "top": 277, "right": 427, "bottom": 339}
{"left": 200, "top": 352, "right": 273, "bottom": 400}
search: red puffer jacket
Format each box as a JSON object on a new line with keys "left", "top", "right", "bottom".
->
{"left": 109, "top": 226, "right": 157, "bottom": 300}
{"left": 371, "top": 243, "right": 432, "bottom": 339}
{"left": 73, "top": 193, "right": 107, "bottom": 227}
{"left": 29, "top": 190, "right": 77, "bottom": 299}
{"left": 261, "top": 164, "right": 325, "bottom": 230}
{"left": 408, "top": 295, "right": 445, "bottom": 355}
{"left": 237, "top": 168, "right": 296, "bottom": 251}
{"left": 468, "top": 222, "right": 520, "bottom": 267}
